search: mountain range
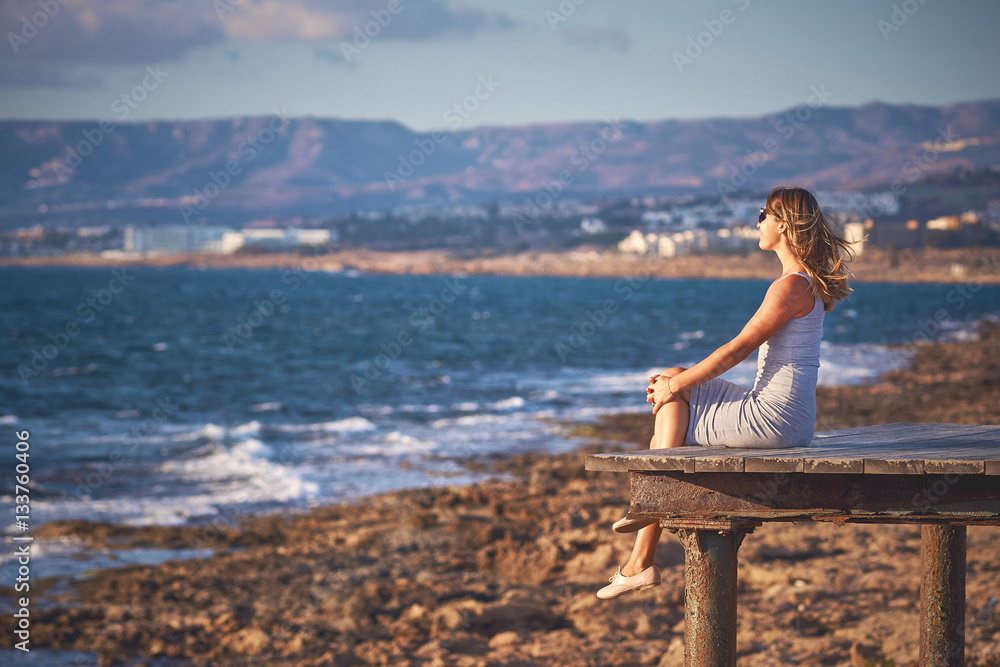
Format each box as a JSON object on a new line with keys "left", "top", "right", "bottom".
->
{"left": 2, "top": 97, "right": 999, "bottom": 225}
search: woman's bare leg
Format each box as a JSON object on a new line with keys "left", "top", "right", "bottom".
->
{"left": 621, "top": 368, "right": 689, "bottom": 577}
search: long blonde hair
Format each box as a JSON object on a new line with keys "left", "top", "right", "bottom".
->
{"left": 765, "top": 186, "right": 857, "bottom": 312}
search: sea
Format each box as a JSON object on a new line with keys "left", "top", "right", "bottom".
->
{"left": 2, "top": 265, "right": 999, "bottom": 535}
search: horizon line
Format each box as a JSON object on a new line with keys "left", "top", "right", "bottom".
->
{"left": 0, "top": 95, "right": 997, "bottom": 133}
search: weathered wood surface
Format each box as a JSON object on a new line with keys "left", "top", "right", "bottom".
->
{"left": 629, "top": 471, "right": 1000, "bottom": 525}
{"left": 585, "top": 423, "right": 1000, "bottom": 475}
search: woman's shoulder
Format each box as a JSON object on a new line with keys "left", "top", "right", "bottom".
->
{"left": 768, "top": 272, "right": 816, "bottom": 315}
{"left": 770, "top": 271, "right": 812, "bottom": 291}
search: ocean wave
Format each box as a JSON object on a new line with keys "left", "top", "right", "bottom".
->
{"left": 269, "top": 416, "right": 377, "bottom": 434}
{"left": 489, "top": 396, "right": 526, "bottom": 410}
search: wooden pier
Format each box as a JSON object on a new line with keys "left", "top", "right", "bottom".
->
{"left": 586, "top": 422, "right": 1000, "bottom": 666}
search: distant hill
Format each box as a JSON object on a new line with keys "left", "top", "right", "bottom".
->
{"left": 2, "top": 98, "right": 999, "bottom": 224}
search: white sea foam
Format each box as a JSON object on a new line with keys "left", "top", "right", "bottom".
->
{"left": 197, "top": 423, "right": 226, "bottom": 441}
{"left": 31, "top": 477, "right": 319, "bottom": 527}
{"left": 341, "top": 432, "right": 436, "bottom": 457}
{"left": 0, "top": 415, "right": 18, "bottom": 424}
{"left": 230, "top": 420, "right": 261, "bottom": 437}
{"left": 270, "top": 416, "right": 376, "bottom": 433}
{"left": 817, "top": 342, "right": 912, "bottom": 386}
{"left": 159, "top": 438, "right": 274, "bottom": 479}
{"left": 489, "top": 396, "right": 526, "bottom": 410}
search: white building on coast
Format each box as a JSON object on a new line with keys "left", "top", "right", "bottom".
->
{"left": 617, "top": 226, "right": 761, "bottom": 258}
{"left": 124, "top": 225, "right": 336, "bottom": 255}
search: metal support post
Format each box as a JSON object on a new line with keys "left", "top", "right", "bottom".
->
{"left": 920, "top": 524, "right": 967, "bottom": 667}
{"left": 675, "top": 525, "right": 753, "bottom": 666}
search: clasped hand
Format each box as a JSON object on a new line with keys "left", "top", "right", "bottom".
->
{"left": 646, "top": 372, "right": 675, "bottom": 415}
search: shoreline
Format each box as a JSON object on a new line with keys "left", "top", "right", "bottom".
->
{"left": 4, "top": 324, "right": 1000, "bottom": 665}
{"left": 2, "top": 245, "right": 1000, "bottom": 284}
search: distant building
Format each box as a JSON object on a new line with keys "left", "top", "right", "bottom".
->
{"left": 240, "top": 228, "right": 287, "bottom": 249}
{"left": 618, "top": 230, "right": 652, "bottom": 254}
{"left": 291, "top": 229, "right": 333, "bottom": 245}
{"left": 13, "top": 225, "right": 44, "bottom": 240}
{"left": 580, "top": 217, "right": 607, "bottom": 234}
{"left": 926, "top": 216, "right": 961, "bottom": 231}
{"left": 202, "top": 232, "right": 247, "bottom": 254}
{"left": 122, "top": 225, "right": 334, "bottom": 255}
{"left": 843, "top": 222, "right": 866, "bottom": 256}
{"left": 640, "top": 211, "right": 674, "bottom": 227}
{"left": 77, "top": 225, "right": 110, "bottom": 237}
{"left": 864, "top": 221, "right": 923, "bottom": 249}
{"left": 124, "top": 225, "right": 233, "bottom": 254}
{"left": 240, "top": 228, "right": 334, "bottom": 250}
{"left": 618, "top": 226, "right": 759, "bottom": 257}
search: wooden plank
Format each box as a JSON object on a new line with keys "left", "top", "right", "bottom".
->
{"left": 585, "top": 451, "right": 687, "bottom": 472}
{"left": 805, "top": 457, "right": 864, "bottom": 474}
{"left": 924, "top": 459, "right": 985, "bottom": 474}
{"left": 693, "top": 456, "right": 745, "bottom": 473}
{"left": 810, "top": 424, "right": 991, "bottom": 449}
{"left": 585, "top": 423, "right": 1000, "bottom": 474}
{"left": 812, "top": 423, "right": 998, "bottom": 446}
{"left": 864, "top": 458, "right": 925, "bottom": 475}
{"left": 744, "top": 456, "right": 804, "bottom": 473}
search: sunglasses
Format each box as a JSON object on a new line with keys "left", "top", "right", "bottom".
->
{"left": 759, "top": 189, "right": 789, "bottom": 223}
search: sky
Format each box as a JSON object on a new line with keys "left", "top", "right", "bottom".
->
{"left": 1, "top": 0, "right": 999, "bottom": 132}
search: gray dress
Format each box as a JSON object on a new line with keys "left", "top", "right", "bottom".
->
{"left": 685, "top": 271, "right": 823, "bottom": 448}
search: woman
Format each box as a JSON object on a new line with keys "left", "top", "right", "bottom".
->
{"left": 597, "top": 186, "right": 857, "bottom": 599}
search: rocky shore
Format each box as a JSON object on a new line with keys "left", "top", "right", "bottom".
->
{"left": 5, "top": 325, "right": 1000, "bottom": 666}
{"left": 3, "top": 245, "right": 1000, "bottom": 285}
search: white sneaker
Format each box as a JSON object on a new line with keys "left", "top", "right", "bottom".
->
{"left": 596, "top": 565, "right": 661, "bottom": 599}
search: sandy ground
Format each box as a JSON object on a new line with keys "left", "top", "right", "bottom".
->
{"left": 3, "top": 327, "right": 1000, "bottom": 666}
{"left": 4, "top": 245, "right": 1000, "bottom": 285}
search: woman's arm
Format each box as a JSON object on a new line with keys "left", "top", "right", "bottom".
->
{"left": 651, "top": 276, "right": 813, "bottom": 414}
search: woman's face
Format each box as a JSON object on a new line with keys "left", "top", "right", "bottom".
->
{"left": 757, "top": 209, "right": 784, "bottom": 251}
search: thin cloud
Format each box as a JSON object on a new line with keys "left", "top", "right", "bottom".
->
{"left": 0, "top": 0, "right": 518, "bottom": 85}
{"left": 0, "top": 1, "right": 225, "bottom": 67}
{"left": 562, "top": 24, "right": 632, "bottom": 54}
{"left": 0, "top": 64, "right": 105, "bottom": 89}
